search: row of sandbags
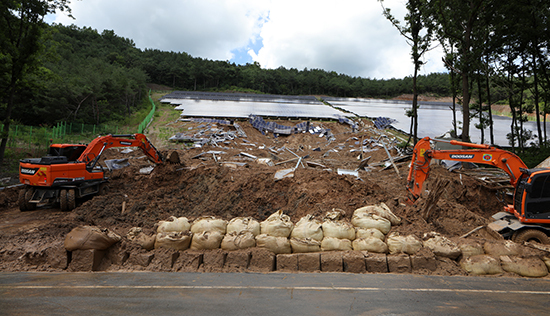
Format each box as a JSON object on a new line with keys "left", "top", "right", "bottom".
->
{"left": 125, "top": 204, "right": 408, "bottom": 254}
{"left": 458, "top": 240, "right": 550, "bottom": 277}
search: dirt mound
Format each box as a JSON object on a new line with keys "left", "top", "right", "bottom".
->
{"left": 1, "top": 117, "right": 547, "bottom": 277}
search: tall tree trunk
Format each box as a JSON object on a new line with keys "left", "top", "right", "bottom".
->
{"left": 477, "top": 73, "right": 484, "bottom": 143}
{"left": 0, "top": 86, "right": 16, "bottom": 166}
{"left": 533, "top": 52, "right": 542, "bottom": 146}
{"left": 485, "top": 65, "right": 494, "bottom": 145}
{"left": 412, "top": 65, "right": 419, "bottom": 145}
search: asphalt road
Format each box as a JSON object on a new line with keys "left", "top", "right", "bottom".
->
{"left": 1, "top": 272, "right": 549, "bottom": 315}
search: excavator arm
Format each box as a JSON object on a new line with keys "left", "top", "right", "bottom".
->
{"left": 78, "top": 133, "right": 164, "bottom": 169}
{"left": 407, "top": 137, "right": 527, "bottom": 201}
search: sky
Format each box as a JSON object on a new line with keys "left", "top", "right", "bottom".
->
{"left": 48, "top": 0, "right": 447, "bottom": 79}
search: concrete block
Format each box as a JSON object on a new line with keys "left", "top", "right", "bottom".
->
{"left": 343, "top": 251, "right": 366, "bottom": 273}
{"left": 68, "top": 249, "right": 105, "bottom": 271}
{"left": 411, "top": 254, "right": 437, "bottom": 272}
{"left": 277, "top": 254, "right": 298, "bottom": 272}
{"left": 224, "top": 250, "right": 251, "bottom": 272}
{"left": 387, "top": 253, "right": 411, "bottom": 273}
{"left": 149, "top": 249, "right": 180, "bottom": 271}
{"left": 200, "top": 250, "right": 227, "bottom": 272}
{"left": 174, "top": 252, "right": 203, "bottom": 272}
{"left": 365, "top": 253, "right": 388, "bottom": 273}
{"left": 46, "top": 243, "right": 68, "bottom": 270}
{"left": 321, "top": 252, "right": 344, "bottom": 272}
{"left": 127, "top": 252, "right": 154, "bottom": 268}
{"left": 298, "top": 253, "right": 320, "bottom": 272}
{"left": 248, "top": 248, "right": 275, "bottom": 272}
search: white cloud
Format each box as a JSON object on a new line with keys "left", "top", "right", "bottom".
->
{"left": 51, "top": 0, "right": 446, "bottom": 79}
{"left": 53, "top": 0, "right": 269, "bottom": 61}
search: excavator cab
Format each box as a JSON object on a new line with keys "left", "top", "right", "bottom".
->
{"left": 513, "top": 169, "right": 550, "bottom": 221}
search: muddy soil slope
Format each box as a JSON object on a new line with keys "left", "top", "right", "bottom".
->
{"left": 1, "top": 117, "right": 548, "bottom": 277}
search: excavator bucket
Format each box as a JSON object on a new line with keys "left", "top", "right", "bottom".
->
{"left": 167, "top": 151, "right": 181, "bottom": 164}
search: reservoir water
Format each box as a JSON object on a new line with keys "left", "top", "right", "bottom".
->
{"left": 327, "top": 98, "right": 548, "bottom": 146}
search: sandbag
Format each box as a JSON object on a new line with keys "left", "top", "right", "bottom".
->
{"left": 190, "top": 231, "right": 224, "bottom": 250}
{"left": 255, "top": 234, "right": 291, "bottom": 254}
{"left": 127, "top": 227, "right": 156, "bottom": 250}
{"left": 458, "top": 242, "right": 485, "bottom": 257}
{"left": 221, "top": 231, "right": 256, "bottom": 250}
{"left": 352, "top": 237, "right": 388, "bottom": 253}
{"left": 386, "top": 232, "right": 422, "bottom": 255}
{"left": 291, "top": 214, "right": 323, "bottom": 241}
{"left": 355, "top": 228, "right": 385, "bottom": 241}
{"left": 321, "top": 237, "right": 353, "bottom": 251}
{"left": 460, "top": 255, "right": 503, "bottom": 275}
{"left": 64, "top": 226, "right": 121, "bottom": 251}
{"left": 483, "top": 241, "right": 523, "bottom": 257}
{"left": 353, "top": 203, "right": 401, "bottom": 226}
{"left": 260, "top": 210, "right": 294, "bottom": 238}
{"left": 322, "top": 220, "right": 355, "bottom": 240}
{"left": 190, "top": 216, "right": 227, "bottom": 235}
{"left": 157, "top": 216, "right": 191, "bottom": 233}
{"left": 290, "top": 237, "right": 321, "bottom": 253}
{"left": 226, "top": 217, "right": 260, "bottom": 236}
{"left": 422, "top": 232, "right": 461, "bottom": 259}
{"left": 323, "top": 208, "right": 346, "bottom": 221}
{"left": 500, "top": 255, "right": 548, "bottom": 278}
{"left": 154, "top": 231, "right": 192, "bottom": 250}
{"left": 351, "top": 213, "right": 391, "bottom": 234}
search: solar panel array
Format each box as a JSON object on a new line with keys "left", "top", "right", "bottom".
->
{"left": 161, "top": 91, "right": 348, "bottom": 119}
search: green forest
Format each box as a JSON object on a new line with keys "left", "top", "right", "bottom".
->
{"left": 2, "top": 0, "right": 550, "bottom": 166}
{"left": 2, "top": 23, "right": 451, "bottom": 128}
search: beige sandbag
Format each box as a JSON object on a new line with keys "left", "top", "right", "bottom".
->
{"left": 322, "top": 220, "right": 355, "bottom": 240}
{"left": 190, "top": 216, "right": 227, "bottom": 235}
{"left": 190, "top": 231, "right": 224, "bottom": 250}
{"left": 221, "top": 231, "right": 256, "bottom": 250}
{"left": 483, "top": 240, "right": 523, "bottom": 257}
{"left": 352, "top": 237, "right": 388, "bottom": 253}
{"left": 290, "top": 237, "right": 321, "bottom": 253}
{"left": 321, "top": 237, "right": 353, "bottom": 251}
{"left": 64, "top": 226, "right": 121, "bottom": 251}
{"left": 386, "top": 232, "right": 422, "bottom": 255}
{"left": 127, "top": 227, "right": 156, "bottom": 250}
{"left": 460, "top": 255, "right": 503, "bottom": 275}
{"left": 260, "top": 210, "right": 294, "bottom": 238}
{"left": 255, "top": 234, "right": 291, "bottom": 254}
{"left": 155, "top": 231, "right": 192, "bottom": 250}
{"left": 291, "top": 214, "right": 323, "bottom": 241}
{"left": 226, "top": 217, "right": 260, "bottom": 236}
{"left": 157, "top": 216, "right": 191, "bottom": 233}
{"left": 499, "top": 255, "right": 548, "bottom": 278}
{"left": 458, "top": 242, "right": 484, "bottom": 257}
{"left": 423, "top": 232, "right": 461, "bottom": 259}
{"left": 355, "top": 227, "right": 385, "bottom": 241}
{"left": 323, "top": 208, "right": 346, "bottom": 221}
{"left": 353, "top": 203, "right": 401, "bottom": 226}
{"left": 351, "top": 213, "right": 391, "bottom": 234}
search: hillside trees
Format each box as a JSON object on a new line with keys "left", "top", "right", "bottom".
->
{"left": 379, "top": 0, "right": 434, "bottom": 145}
{"left": 0, "top": 0, "right": 71, "bottom": 166}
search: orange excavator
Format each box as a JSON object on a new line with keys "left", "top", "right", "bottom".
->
{"left": 19, "top": 133, "right": 164, "bottom": 212}
{"left": 407, "top": 136, "right": 550, "bottom": 244}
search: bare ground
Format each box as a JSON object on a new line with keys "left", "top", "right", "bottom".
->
{"left": 0, "top": 108, "right": 548, "bottom": 277}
